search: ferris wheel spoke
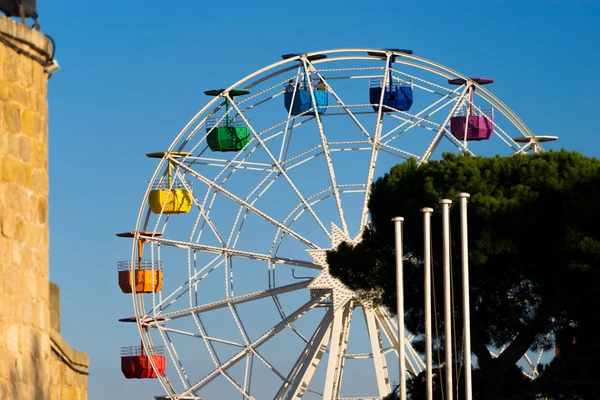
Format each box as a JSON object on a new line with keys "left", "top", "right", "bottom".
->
{"left": 220, "top": 371, "right": 257, "bottom": 400}
{"left": 302, "top": 59, "right": 349, "bottom": 237}
{"left": 363, "top": 307, "right": 391, "bottom": 396}
{"left": 182, "top": 156, "right": 274, "bottom": 172}
{"left": 275, "top": 308, "right": 333, "bottom": 400}
{"left": 304, "top": 60, "right": 372, "bottom": 141}
{"left": 242, "top": 352, "right": 255, "bottom": 400}
{"left": 187, "top": 140, "right": 269, "bottom": 246}
{"left": 157, "top": 280, "right": 311, "bottom": 322}
{"left": 278, "top": 70, "right": 301, "bottom": 163}
{"left": 226, "top": 96, "right": 332, "bottom": 240}
{"left": 181, "top": 293, "right": 328, "bottom": 396}
{"left": 172, "top": 171, "right": 226, "bottom": 246}
{"left": 250, "top": 348, "right": 289, "bottom": 383}
{"left": 282, "top": 144, "right": 324, "bottom": 171}
{"left": 359, "top": 55, "right": 391, "bottom": 229}
{"left": 420, "top": 84, "right": 471, "bottom": 165}
{"left": 378, "top": 143, "right": 419, "bottom": 160}
{"left": 152, "top": 325, "right": 246, "bottom": 348}
{"left": 384, "top": 111, "right": 453, "bottom": 146}
{"left": 269, "top": 185, "right": 366, "bottom": 275}
{"left": 140, "top": 235, "right": 319, "bottom": 269}
{"left": 373, "top": 306, "right": 420, "bottom": 376}
{"left": 145, "top": 254, "right": 224, "bottom": 319}
{"left": 170, "top": 159, "right": 317, "bottom": 248}
{"left": 323, "top": 300, "right": 353, "bottom": 400}
{"left": 227, "top": 171, "right": 279, "bottom": 249}
{"left": 160, "top": 329, "right": 193, "bottom": 388}
{"left": 380, "top": 88, "right": 461, "bottom": 143}
{"left": 390, "top": 67, "right": 455, "bottom": 98}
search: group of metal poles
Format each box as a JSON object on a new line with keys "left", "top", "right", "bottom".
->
{"left": 392, "top": 193, "right": 472, "bottom": 400}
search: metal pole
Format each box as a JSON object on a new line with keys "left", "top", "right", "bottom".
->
{"left": 392, "top": 216, "right": 407, "bottom": 400}
{"left": 421, "top": 207, "right": 434, "bottom": 400}
{"left": 440, "top": 199, "right": 453, "bottom": 400}
{"left": 458, "top": 193, "right": 473, "bottom": 400}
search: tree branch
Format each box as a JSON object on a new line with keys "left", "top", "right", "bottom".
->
{"left": 471, "top": 326, "right": 493, "bottom": 371}
{"left": 494, "top": 302, "right": 550, "bottom": 375}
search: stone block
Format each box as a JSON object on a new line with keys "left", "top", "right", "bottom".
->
{"left": 2, "top": 47, "right": 18, "bottom": 81}
{"left": 32, "top": 112, "right": 42, "bottom": 139}
{"left": 61, "top": 385, "right": 71, "bottom": 399}
{"left": 50, "top": 361, "right": 61, "bottom": 385}
{"left": 20, "top": 244, "right": 34, "bottom": 274}
{"left": 20, "top": 135, "right": 32, "bottom": 163}
{"left": 18, "top": 54, "right": 34, "bottom": 88}
{"left": 12, "top": 242, "right": 21, "bottom": 264}
{"left": 2, "top": 157, "right": 33, "bottom": 188}
{"left": 0, "top": 130, "right": 5, "bottom": 156}
{"left": 6, "top": 324, "right": 19, "bottom": 352}
{"left": 17, "top": 381, "right": 36, "bottom": 399}
{"left": 3, "top": 267, "right": 19, "bottom": 294}
{"left": 38, "top": 302, "right": 48, "bottom": 331}
{"left": 34, "top": 250, "right": 49, "bottom": 278}
{"left": 0, "top": 293, "right": 13, "bottom": 323}
{"left": 0, "top": 351, "right": 15, "bottom": 378}
{"left": 31, "top": 139, "right": 47, "bottom": 170}
{"left": 22, "top": 297, "right": 33, "bottom": 325}
{"left": 0, "top": 234, "right": 10, "bottom": 260}
{"left": 9, "top": 82, "right": 29, "bottom": 106}
{"left": 7, "top": 135, "right": 20, "bottom": 158}
{"left": 38, "top": 95, "right": 48, "bottom": 120}
{"left": 49, "top": 283, "right": 60, "bottom": 333}
{"left": 0, "top": 79, "right": 8, "bottom": 100}
{"left": 2, "top": 101, "right": 22, "bottom": 134}
{"left": 22, "top": 108, "right": 35, "bottom": 136}
{"left": 14, "top": 215, "right": 26, "bottom": 242}
{"left": 32, "top": 170, "right": 48, "bottom": 195}
{"left": 5, "top": 184, "right": 30, "bottom": 215}
{"left": 12, "top": 354, "right": 24, "bottom": 381}
{"left": 0, "top": 79, "right": 11, "bottom": 101}
{"left": 38, "top": 332, "right": 49, "bottom": 359}
{"left": 31, "top": 66, "right": 45, "bottom": 96}
{"left": 37, "top": 197, "right": 48, "bottom": 224}
{"left": 50, "top": 385, "right": 60, "bottom": 400}
{"left": 0, "top": 378, "right": 11, "bottom": 399}
{"left": 1, "top": 212, "right": 15, "bottom": 238}
{"left": 25, "top": 275, "right": 37, "bottom": 299}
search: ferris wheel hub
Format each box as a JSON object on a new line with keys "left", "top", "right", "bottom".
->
{"left": 307, "top": 224, "right": 374, "bottom": 311}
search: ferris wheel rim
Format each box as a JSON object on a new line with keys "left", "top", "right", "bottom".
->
{"left": 126, "top": 47, "right": 544, "bottom": 399}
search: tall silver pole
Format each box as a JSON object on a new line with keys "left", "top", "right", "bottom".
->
{"left": 440, "top": 199, "right": 453, "bottom": 400}
{"left": 458, "top": 193, "right": 473, "bottom": 400}
{"left": 392, "top": 216, "right": 407, "bottom": 400}
{"left": 421, "top": 207, "right": 434, "bottom": 400}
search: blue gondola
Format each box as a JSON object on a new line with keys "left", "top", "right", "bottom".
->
{"left": 283, "top": 82, "right": 328, "bottom": 116}
{"left": 282, "top": 53, "right": 329, "bottom": 116}
{"left": 369, "top": 52, "right": 414, "bottom": 112}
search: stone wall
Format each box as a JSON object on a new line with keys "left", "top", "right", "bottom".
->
{"left": 0, "top": 15, "right": 88, "bottom": 399}
{"left": 49, "top": 283, "right": 88, "bottom": 400}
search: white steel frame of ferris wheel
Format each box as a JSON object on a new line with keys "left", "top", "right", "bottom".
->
{"left": 128, "top": 49, "right": 547, "bottom": 400}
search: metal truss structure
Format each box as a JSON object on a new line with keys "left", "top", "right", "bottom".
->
{"left": 126, "top": 49, "right": 550, "bottom": 399}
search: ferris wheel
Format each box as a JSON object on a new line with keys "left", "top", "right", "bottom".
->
{"left": 116, "top": 48, "right": 555, "bottom": 400}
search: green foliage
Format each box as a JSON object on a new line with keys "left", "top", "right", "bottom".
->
{"left": 326, "top": 150, "right": 600, "bottom": 399}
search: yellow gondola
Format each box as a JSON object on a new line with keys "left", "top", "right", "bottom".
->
{"left": 146, "top": 152, "right": 193, "bottom": 214}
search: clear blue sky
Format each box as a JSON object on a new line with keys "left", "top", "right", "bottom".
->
{"left": 34, "top": 1, "right": 600, "bottom": 399}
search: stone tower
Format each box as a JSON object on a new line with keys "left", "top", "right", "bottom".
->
{"left": 0, "top": 15, "right": 88, "bottom": 399}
